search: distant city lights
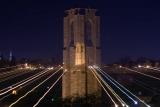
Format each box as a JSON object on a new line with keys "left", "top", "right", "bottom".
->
{"left": 138, "top": 65, "right": 142, "bottom": 68}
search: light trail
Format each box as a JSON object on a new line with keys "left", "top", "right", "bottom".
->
{"left": 0, "top": 69, "right": 51, "bottom": 95}
{"left": 0, "top": 64, "right": 23, "bottom": 70}
{"left": 0, "top": 93, "right": 10, "bottom": 102}
{"left": 141, "top": 66, "right": 160, "bottom": 72}
{"left": 90, "top": 67, "right": 118, "bottom": 107}
{"left": 33, "top": 72, "right": 65, "bottom": 107}
{"left": 94, "top": 66, "right": 151, "bottom": 107}
{"left": 17, "top": 70, "right": 52, "bottom": 91}
{"left": 90, "top": 67, "right": 127, "bottom": 107}
{"left": 0, "top": 66, "right": 59, "bottom": 93}
{"left": 0, "top": 69, "right": 52, "bottom": 102}
{"left": 9, "top": 67, "right": 62, "bottom": 107}
{"left": 0, "top": 69, "right": 33, "bottom": 84}
{"left": 92, "top": 66, "right": 138, "bottom": 105}
{"left": 139, "top": 65, "right": 160, "bottom": 70}
{"left": 124, "top": 67, "right": 160, "bottom": 81}
{"left": 149, "top": 67, "right": 160, "bottom": 70}
{"left": 0, "top": 69, "right": 47, "bottom": 93}
{"left": 0, "top": 69, "right": 22, "bottom": 78}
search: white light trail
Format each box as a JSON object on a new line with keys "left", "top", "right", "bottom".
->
{"left": 0, "top": 69, "right": 32, "bottom": 83}
{"left": 0, "top": 94, "right": 11, "bottom": 102}
{"left": 0, "top": 66, "right": 60, "bottom": 94}
{"left": 92, "top": 66, "right": 138, "bottom": 105}
{"left": 90, "top": 67, "right": 127, "bottom": 107}
{"left": 0, "top": 69, "right": 50, "bottom": 95}
{"left": 0, "top": 69, "right": 22, "bottom": 77}
{"left": 0, "top": 64, "right": 23, "bottom": 70}
{"left": 33, "top": 72, "right": 65, "bottom": 107}
{"left": 151, "top": 67, "right": 160, "bottom": 70}
{"left": 141, "top": 66, "right": 160, "bottom": 72}
{"left": 90, "top": 67, "right": 118, "bottom": 107}
{"left": 95, "top": 66, "right": 151, "bottom": 107}
{"left": 9, "top": 67, "right": 62, "bottom": 107}
{"left": 0, "top": 68, "right": 52, "bottom": 102}
{"left": 124, "top": 67, "right": 160, "bottom": 81}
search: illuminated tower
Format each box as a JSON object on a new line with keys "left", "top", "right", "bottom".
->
{"left": 9, "top": 51, "right": 16, "bottom": 65}
{"left": 63, "top": 8, "right": 101, "bottom": 101}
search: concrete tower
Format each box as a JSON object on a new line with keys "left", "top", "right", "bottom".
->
{"left": 63, "top": 8, "right": 101, "bottom": 101}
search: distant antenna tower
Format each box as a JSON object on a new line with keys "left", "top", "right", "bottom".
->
{"left": 9, "top": 51, "right": 13, "bottom": 62}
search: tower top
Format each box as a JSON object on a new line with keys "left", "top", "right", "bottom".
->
{"left": 65, "top": 8, "right": 98, "bottom": 16}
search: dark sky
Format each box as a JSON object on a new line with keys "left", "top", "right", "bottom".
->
{"left": 0, "top": 0, "right": 160, "bottom": 63}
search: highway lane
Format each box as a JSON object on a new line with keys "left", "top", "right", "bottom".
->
{"left": 0, "top": 64, "right": 24, "bottom": 73}
{"left": 0, "top": 68, "right": 26, "bottom": 81}
{"left": 90, "top": 67, "right": 122, "bottom": 107}
{"left": 8, "top": 68, "right": 62, "bottom": 107}
{"left": 0, "top": 69, "right": 44, "bottom": 91}
{"left": 102, "top": 66, "right": 160, "bottom": 106}
{"left": 93, "top": 66, "right": 142, "bottom": 107}
{"left": 0, "top": 68, "right": 50, "bottom": 97}
{"left": 0, "top": 67, "right": 62, "bottom": 107}
{"left": 0, "top": 68, "right": 46, "bottom": 105}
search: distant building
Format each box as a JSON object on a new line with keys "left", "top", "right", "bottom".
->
{"left": 9, "top": 51, "right": 13, "bottom": 62}
{"left": 62, "top": 8, "right": 101, "bottom": 101}
{"left": 9, "top": 51, "right": 16, "bottom": 66}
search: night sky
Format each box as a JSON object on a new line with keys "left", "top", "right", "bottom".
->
{"left": 0, "top": 0, "right": 160, "bottom": 64}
